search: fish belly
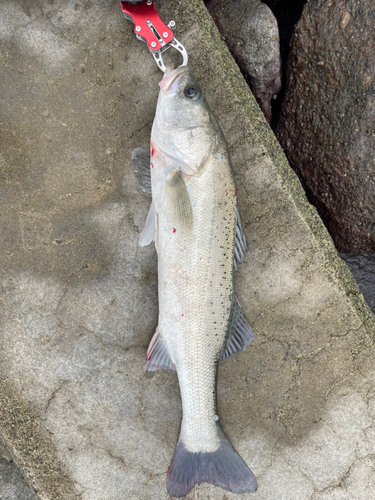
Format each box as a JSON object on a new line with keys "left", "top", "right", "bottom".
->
{"left": 156, "top": 155, "right": 236, "bottom": 453}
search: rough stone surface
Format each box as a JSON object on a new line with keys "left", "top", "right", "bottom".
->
{"left": 276, "top": 0, "right": 375, "bottom": 253}
{"left": 340, "top": 254, "right": 375, "bottom": 314}
{"left": 260, "top": 0, "right": 307, "bottom": 127}
{"left": 207, "top": 0, "right": 281, "bottom": 123}
{"left": 1, "top": 0, "right": 375, "bottom": 499}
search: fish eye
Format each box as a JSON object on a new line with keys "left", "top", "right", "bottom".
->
{"left": 184, "top": 86, "right": 198, "bottom": 99}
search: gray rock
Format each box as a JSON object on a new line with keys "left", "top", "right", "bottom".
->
{"left": 276, "top": 0, "right": 375, "bottom": 252}
{"left": 207, "top": 0, "right": 281, "bottom": 123}
{"left": 0, "top": 436, "right": 38, "bottom": 500}
{"left": 0, "top": 1, "right": 375, "bottom": 499}
{"left": 0, "top": 459, "right": 39, "bottom": 500}
{"left": 0, "top": 437, "right": 12, "bottom": 464}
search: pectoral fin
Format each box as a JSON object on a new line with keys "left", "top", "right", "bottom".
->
{"left": 132, "top": 147, "right": 151, "bottom": 195}
{"left": 165, "top": 170, "right": 193, "bottom": 232}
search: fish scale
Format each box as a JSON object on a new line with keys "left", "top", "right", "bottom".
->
{"left": 133, "top": 66, "right": 257, "bottom": 497}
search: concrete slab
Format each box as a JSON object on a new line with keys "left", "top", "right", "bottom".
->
{"left": 1, "top": 1, "right": 374, "bottom": 499}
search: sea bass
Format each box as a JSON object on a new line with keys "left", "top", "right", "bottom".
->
{"left": 132, "top": 66, "right": 257, "bottom": 497}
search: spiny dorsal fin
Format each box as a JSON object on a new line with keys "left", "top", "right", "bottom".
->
{"left": 145, "top": 327, "right": 176, "bottom": 371}
{"left": 139, "top": 202, "right": 155, "bottom": 247}
{"left": 233, "top": 202, "right": 247, "bottom": 272}
{"left": 165, "top": 169, "right": 193, "bottom": 233}
{"left": 220, "top": 296, "right": 254, "bottom": 361}
{"left": 132, "top": 147, "right": 151, "bottom": 195}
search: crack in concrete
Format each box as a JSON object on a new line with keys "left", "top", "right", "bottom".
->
{"left": 42, "top": 16, "right": 87, "bottom": 54}
{"left": 105, "top": 448, "right": 128, "bottom": 470}
{"left": 89, "top": 441, "right": 167, "bottom": 492}
{"left": 80, "top": 325, "right": 147, "bottom": 352}
{"left": 44, "top": 381, "right": 68, "bottom": 415}
{"left": 5, "top": 12, "right": 46, "bottom": 35}
{"left": 42, "top": 1, "right": 113, "bottom": 56}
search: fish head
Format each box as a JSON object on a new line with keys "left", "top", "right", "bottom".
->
{"left": 152, "top": 66, "right": 221, "bottom": 175}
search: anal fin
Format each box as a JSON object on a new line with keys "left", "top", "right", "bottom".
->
{"left": 220, "top": 296, "right": 254, "bottom": 361}
{"left": 145, "top": 328, "right": 175, "bottom": 371}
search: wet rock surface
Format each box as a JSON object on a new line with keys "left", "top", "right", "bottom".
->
{"left": 276, "top": 0, "right": 375, "bottom": 253}
{"left": 207, "top": 0, "right": 281, "bottom": 123}
{"left": 1, "top": 1, "right": 375, "bottom": 499}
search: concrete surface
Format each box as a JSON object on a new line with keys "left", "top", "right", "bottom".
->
{"left": 1, "top": 1, "right": 375, "bottom": 499}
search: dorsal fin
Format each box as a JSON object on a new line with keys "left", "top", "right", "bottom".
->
{"left": 233, "top": 202, "right": 247, "bottom": 272}
{"left": 132, "top": 147, "right": 151, "bottom": 195}
{"left": 220, "top": 296, "right": 254, "bottom": 361}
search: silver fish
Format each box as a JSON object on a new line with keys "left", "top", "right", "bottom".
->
{"left": 132, "top": 66, "right": 257, "bottom": 497}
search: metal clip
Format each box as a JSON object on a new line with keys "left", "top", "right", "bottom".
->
{"left": 150, "top": 38, "right": 188, "bottom": 72}
{"left": 119, "top": 0, "right": 188, "bottom": 71}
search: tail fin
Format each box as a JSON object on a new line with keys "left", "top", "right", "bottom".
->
{"left": 166, "top": 434, "right": 257, "bottom": 498}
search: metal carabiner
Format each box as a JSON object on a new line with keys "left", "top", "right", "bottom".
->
{"left": 119, "top": 0, "right": 188, "bottom": 72}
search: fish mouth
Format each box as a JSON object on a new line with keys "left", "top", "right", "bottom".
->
{"left": 159, "top": 66, "right": 187, "bottom": 94}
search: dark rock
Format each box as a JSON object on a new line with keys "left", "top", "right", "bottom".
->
{"left": 262, "top": 0, "right": 308, "bottom": 71}
{"left": 276, "top": 0, "right": 375, "bottom": 253}
{"left": 207, "top": 0, "right": 281, "bottom": 123}
{"left": 340, "top": 254, "right": 375, "bottom": 314}
{"left": 261, "top": 0, "right": 308, "bottom": 126}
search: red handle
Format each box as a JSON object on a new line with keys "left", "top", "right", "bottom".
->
{"left": 120, "top": 0, "right": 174, "bottom": 51}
